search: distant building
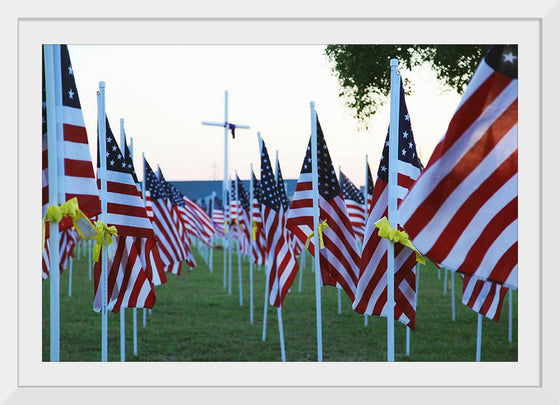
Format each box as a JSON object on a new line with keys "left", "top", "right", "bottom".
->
{"left": 167, "top": 179, "right": 299, "bottom": 203}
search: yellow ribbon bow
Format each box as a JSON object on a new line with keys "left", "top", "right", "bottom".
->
{"left": 252, "top": 220, "right": 258, "bottom": 241}
{"left": 304, "top": 219, "right": 329, "bottom": 250}
{"left": 224, "top": 219, "right": 229, "bottom": 234}
{"left": 374, "top": 216, "right": 425, "bottom": 265}
{"left": 42, "top": 197, "right": 96, "bottom": 250}
{"left": 91, "top": 221, "right": 118, "bottom": 262}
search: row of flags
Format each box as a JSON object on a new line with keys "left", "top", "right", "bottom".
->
{"left": 42, "top": 43, "right": 517, "bottom": 361}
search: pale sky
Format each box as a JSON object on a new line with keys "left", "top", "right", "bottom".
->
{"left": 68, "top": 44, "right": 462, "bottom": 187}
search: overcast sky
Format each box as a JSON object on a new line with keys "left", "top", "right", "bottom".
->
{"left": 68, "top": 44, "right": 462, "bottom": 187}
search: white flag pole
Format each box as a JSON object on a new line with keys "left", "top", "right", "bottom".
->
{"left": 249, "top": 165, "right": 255, "bottom": 324}
{"left": 210, "top": 192, "right": 216, "bottom": 273}
{"left": 364, "top": 154, "right": 369, "bottom": 328}
{"left": 128, "top": 136, "right": 138, "bottom": 357}
{"left": 298, "top": 250, "right": 304, "bottom": 292}
{"left": 88, "top": 239, "right": 92, "bottom": 280}
{"left": 443, "top": 268, "right": 448, "bottom": 295}
{"left": 476, "top": 313, "right": 483, "bottom": 361}
{"left": 97, "top": 81, "right": 109, "bottom": 362}
{"left": 257, "top": 133, "right": 270, "bottom": 341}
{"left": 44, "top": 44, "right": 61, "bottom": 361}
{"left": 451, "top": 270, "right": 456, "bottom": 321}
{"left": 274, "top": 150, "right": 287, "bottom": 361}
{"left": 235, "top": 171, "right": 243, "bottom": 306}
{"left": 386, "top": 58, "right": 401, "bottom": 362}
{"left": 141, "top": 153, "right": 148, "bottom": 330}
{"left": 310, "top": 101, "right": 323, "bottom": 362}
{"left": 228, "top": 176, "right": 233, "bottom": 295}
{"left": 508, "top": 289, "right": 513, "bottom": 343}
{"left": 119, "top": 118, "right": 126, "bottom": 362}
{"left": 68, "top": 257, "right": 73, "bottom": 297}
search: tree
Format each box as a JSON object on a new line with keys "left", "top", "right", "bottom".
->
{"left": 324, "top": 45, "right": 487, "bottom": 128}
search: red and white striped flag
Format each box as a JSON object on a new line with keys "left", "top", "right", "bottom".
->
{"left": 399, "top": 45, "right": 518, "bottom": 290}
{"left": 259, "top": 139, "right": 299, "bottom": 307}
{"left": 353, "top": 79, "right": 423, "bottom": 329}
{"left": 340, "top": 171, "right": 366, "bottom": 242}
{"left": 211, "top": 196, "right": 226, "bottom": 237}
{"left": 286, "top": 118, "right": 360, "bottom": 302}
{"left": 180, "top": 196, "right": 216, "bottom": 247}
{"left": 365, "top": 161, "right": 374, "bottom": 216}
{"left": 461, "top": 274, "right": 508, "bottom": 322}
{"left": 42, "top": 44, "right": 100, "bottom": 232}
{"left": 93, "top": 117, "right": 156, "bottom": 312}
{"left": 42, "top": 228, "right": 78, "bottom": 280}
{"left": 250, "top": 171, "right": 266, "bottom": 266}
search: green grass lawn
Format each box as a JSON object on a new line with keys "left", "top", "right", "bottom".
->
{"left": 42, "top": 241, "right": 517, "bottom": 362}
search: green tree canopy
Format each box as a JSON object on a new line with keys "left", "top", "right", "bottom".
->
{"left": 324, "top": 45, "right": 487, "bottom": 128}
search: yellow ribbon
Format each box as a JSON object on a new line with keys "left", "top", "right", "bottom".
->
{"left": 252, "top": 220, "right": 258, "bottom": 241}
{"left": 91, "top": 221, "right": 118, "bottom": 262}
{"left": 304, "top": 219, "right": 328, "bottom": 250}
{"left": 42, "top": 197, "right": 96, "bottom": 250}
{"left": 224, "top": 219, "right": 229, "bottom": 234}
{"left": 374, "top": 216, "right": 425, "bottom": 265}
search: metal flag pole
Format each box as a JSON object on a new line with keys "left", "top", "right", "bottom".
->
{"left": 210, "top": 191, "right": 216, "bottom": 273}
{"left": 443, "top": 268, "right": 448, "bottom": 295}
{"left": 228, "top": 176, "right": 233, "bottom": 295}
{"left": 202, "top": 90, "right": 250, "bottom": 297}
{"left": 258, "top": 133, "right": 270, "bottom": 341}
{"left": 386, "top": 58, "right": 401, "bottom": 362}
{"left": 235, "top": 171, "right": 243, "bottom": 306}
{"left": 337, "top": 165, "right": 342, "bottom": 315}
{"left": 249, "top": 165, "right": 255, "bottom": 324}
{"left": 310, "top": 101, "right": 323, "bottom": 362}
{"left": 97, "top": 81, "right": 109, "bottom": 362}
{"left": 44, "top": 44, "right": 61, "bottom": 361}
{"left": 298, "top": 250, "right": 304, "bottom": 293}
{"left": 68, "top": 257, "right": 73, "bottom": 297}
{"left": 508, "top": 289, "right": 513, "bottom": 343}
{"left": 406, "top": 262, "right": 420, "bottom": 356}
{"left": 476, "top": 313, "right": 483, "bottom": 361}
{"left": 451, "top": 270, "right": 456, "bottom": 321}
{"left": 128, "top": 136, "right": 138, "bottom": 357}
{"left": 274, "top": 150, "right": 287, "bottom": 362}
{"left": 141, "top": 153, "right": 148, "bottom": 330}
{"left": 119, "top": 118, "right": 126, "bottom": 362}
{"left": 364, "top": 154, "right": 369, "bottom": 328}
{"left": 88, "top": 239, "right": 92, "bottom": 280}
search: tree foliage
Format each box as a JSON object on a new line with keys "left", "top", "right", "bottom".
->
{"left": 324, "top": 45, "right": 487, "bottom": 128}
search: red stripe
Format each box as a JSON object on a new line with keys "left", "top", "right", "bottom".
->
{"left": 106, "top": 180, "right": 142, "bottom": 196}
{"left": 107, "top": 202, "right": 150, "bottom": 219}
{"left": 488, "top": 242, "right": 518, "bottom": 285}
{"left": 425, "top": 151, "right": 518, "bottom": 260}
{"left": 404, "top": 100, "right": 518, "bottom": 238}
{"left": 65, "top": 159, "right": 96, "bottom": 178}
{"left": 63, "top": 123, "right": 88, "bottom": 143}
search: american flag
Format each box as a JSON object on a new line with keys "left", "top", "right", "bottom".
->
{"left": 340, "top": 171, "right": 366, "bottom": 242}
{"left": 251, "top": 170, "right": 266, "bottom": 265}
{"left": 353, "top": 79, "right": 422, "bottom": 329}
{"left": 159, "top": 169, "right": 197, "bottom": 269}
{"left": 123, "top": 138, "right": 167, "bottom": 287}
{"left": 42, "top": 45, "right": 100, "bottom": 232}
{"left": 286, "top": 117, "right": 360, "bottom": 302}
{"left": 42, "top": 228, "right": 78, "bottom": 280}
{"left": 182, "top": 196, "right": 216, "bottom": 247}
{"left": 276, "top": 157, "right": 303, "bottom": 258}
{"left": 365, "top": 161, "right": 374, "bottom": 216}
{"left": 236, "top": 175, "right": 252, "bottom": 256}
{"left": 399, "top": 45, "right": 518, "bottom": 290}
{"left": 93, "top": 117, "right": 156, "bottom": 312}
{"left": 144, "top": 158, "right": 187, "bottom": 275}
{"left": 211, "top": 196, "right": 226, "bottom": 237}
{"left": 461, "top": 275, "right": 508, "bottom": 322}
{"left": 259, "top": 139, "right": 299, "bottom": 307}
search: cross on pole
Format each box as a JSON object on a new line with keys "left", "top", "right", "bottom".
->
{"left": 201, "top": 90, "right": 250, "bottom": 206}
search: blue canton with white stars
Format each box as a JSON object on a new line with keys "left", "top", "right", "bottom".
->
{"left": 97, "top": 117, "right": 135, "bottom": 176}
{"left": 341, "top": 171, "right": 365, "bottom": 204}
{"left": 299, "top": 116, "right": 341, "bottom": 200}
{"left": 144, "top": 159, "right": 167, "bottom": 200}
{"left": 123, "top": 136, "right": 139, "bottom": 184}
{"left": 377, "top": 79, "right": 423, "bottom": 182}
{"left": 236, "top": 175, "right": 251, "bottom": 211}
{"left": 276, "top": 160, "right": 289, "bottom": 211}
{"left": 259, "top": 140, "right": 281, "bottom": 211}
{"left": 252, "top": 170, "right": 260, "bottom": 201}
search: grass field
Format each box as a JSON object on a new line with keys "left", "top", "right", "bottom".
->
{"left": 43, "top": 241, "right": 517, "bottom": 362}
